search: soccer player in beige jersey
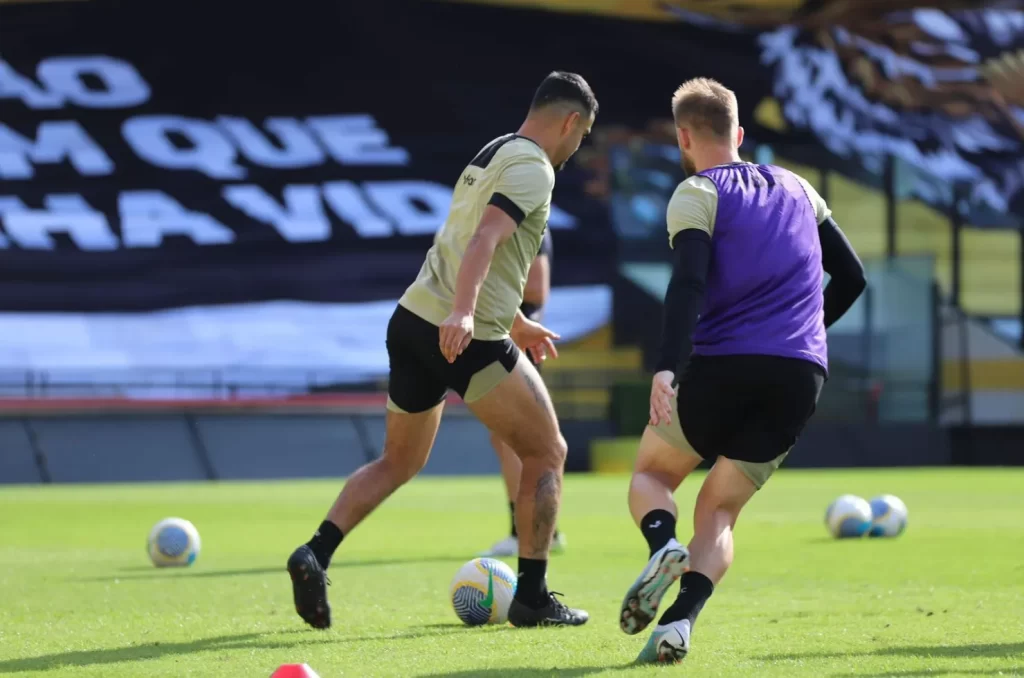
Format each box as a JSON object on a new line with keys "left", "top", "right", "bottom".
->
{"left": 287, "top": 72, "right": 597, "bottom": 629}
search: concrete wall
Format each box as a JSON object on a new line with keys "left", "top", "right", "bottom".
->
{"left": 0, "top": 412, "right": 500, "bottom": 484}
{"left": 0, "top": 412, "right": 1017, "bottom": 485}
{"left": 941, "top": 307, "right": 1024, "bottom": 424}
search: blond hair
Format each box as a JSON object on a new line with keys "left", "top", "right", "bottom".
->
{"left": 671, "top": 78, "right": 738, "bottom": 139}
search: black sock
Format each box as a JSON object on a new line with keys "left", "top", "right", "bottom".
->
{"left": 306, "top": 520, "right": 343, "bottom": 570}
{"left": 639, "top": 509, "right": 677, "bottom": 557}
{"left": 659, "top": 571, "right": 714, "bottom": 627}
{"left": 514, "top": 558, "right": 548, "bottom": 607}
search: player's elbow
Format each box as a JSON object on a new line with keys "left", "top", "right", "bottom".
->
{"left": 846, "top": 262, "right": 867, "bottom": 299}
{"left": 852, "top": 269, "right": 867, "bottom": 296}
{"left": 523, "top": 258, "right": 550, "bottom": 305}
{"left": 522, "top": 282, "right": 549, "bottom": 307}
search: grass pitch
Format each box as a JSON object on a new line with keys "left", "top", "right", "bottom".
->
{"left": 1, "top": 469, "right": 1022, "bottom": 677}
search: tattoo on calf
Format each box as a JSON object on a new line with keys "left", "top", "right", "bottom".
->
{"left": 529, "top": 470, "right": 561, "bottom": 558}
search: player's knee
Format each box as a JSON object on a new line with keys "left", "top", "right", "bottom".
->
{"left": 694, "top": 495, "right": 742, "bottom": 531}
{"left": 489, "top": 430, "right": 505, "bottom": 452}
{"left": 379, "top": 448, "right": 428, "bottom": 484}
{"left": 509, "top": 430, "right": 566, "bottom": 466}
{"left": 550, "top": 433, "right": 568, "bottom": 466}
{"left": 528, "top": 433, "right": 567, "bottom": 467}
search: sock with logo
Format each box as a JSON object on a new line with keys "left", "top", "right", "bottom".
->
{"left": 514, "top": 557, "right": 549, "bottom": 608}
{"left": 639, "top": 509, "right": 677, "bottom": 557}
{"left": 509, "top": 502, "right": 518, "bottom": 538}
{"left": 658, "top": 571, "right": 714, "bottom": 627}
{"left": 306, "top": 520, "right": 344, "bottom": 570}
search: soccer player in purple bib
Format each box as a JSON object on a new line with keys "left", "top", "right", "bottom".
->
{"left": 618, "top": 78, "right": 867, "bottom": 663}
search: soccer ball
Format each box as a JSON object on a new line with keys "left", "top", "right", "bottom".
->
{"left": 824, "top": 494, "right": 873, "bottom": 539}
{"left": 449, "top": 557, "right": 517, "bottom": 625}
{"left": 868, "top": 494, "right": 908, "bottom": 538}
{"left": 147, "top": 517, "right": 201, "bottom": 567}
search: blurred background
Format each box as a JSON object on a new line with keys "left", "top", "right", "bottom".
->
{"left": 0, "top": 0, "right": 1021, "bottom": 484}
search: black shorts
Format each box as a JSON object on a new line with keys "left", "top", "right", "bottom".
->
{"left": 676, "top": 354, "right": 825, "bottom": 464}
{"left": 386, "top": 304, "right": 520, "bottom": 413}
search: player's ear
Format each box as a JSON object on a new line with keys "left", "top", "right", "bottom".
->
{"left": 563, "top": 110, "right": 580, "bottom": 136}
{"left": 678, "top": 127, "right": 690, "bottom": 150}
{"left": 736, "top": 125, "right": 745, "bottom": 149}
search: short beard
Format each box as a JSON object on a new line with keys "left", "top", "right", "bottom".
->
{"left": 682, "top": 154, "right": 697, "bottom": 177}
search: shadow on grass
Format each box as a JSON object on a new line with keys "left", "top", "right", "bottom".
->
{"left": 0, "top": 624, "right": 504, "bottom": 673}
{"left": 414, "top": 666, "right": 637, "bottom": 677}
{"left": 78, "top": 555, "right": 472, "bottom": 581}
{"left": 832, "top": 669, "right": 1024, "bottom": 678}
{"left": 762, "top": 642, "right": 1024, "bottom": 663}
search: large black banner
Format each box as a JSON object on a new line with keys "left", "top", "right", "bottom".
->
{"left": 0, "top": 0, "right": 631, "bottom": 311}
{"left": 5, "top": 0, "right": 1019, "bottom": 313}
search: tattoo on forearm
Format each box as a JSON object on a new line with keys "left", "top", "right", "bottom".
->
{"left": 530, "top": 470, "right": 561, "bottom": 558}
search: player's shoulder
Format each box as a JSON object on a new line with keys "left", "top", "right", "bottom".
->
{"left": 770, "top": 165, "right": 830, "bottom": 222}
{"left": 665, "top": 175, "right": 718, "bottom": 237}
{"left": 763, "top": 164, "right": 815, "bottom": 191}
{"left": 669, "top": 175, "right": 718, "bottom": 205}
{"left": 491, "top": 137, "right": 554, "bottom": 193}
{"left": 495, "top": 136, "right": 551, "bottom": 169}
{"left": 779, "top": 167, "right": 825, "bottom": 202}
{"left": 468, "top": 134, "right": 546, "bottom": 169}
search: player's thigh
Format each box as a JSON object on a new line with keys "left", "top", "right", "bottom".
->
{"left": 695, "top": 455, "right": 760, "bottom": 522}
{"left": 380, "top": 403, "right": 445, "bottom": 478}
{"left": 385, "top": 304, "right": 448, "bottom": 415}
{"left": 718, "top": 356, "right": 825, "bottom": 484}
{"left": 467, "top": 352, "right": 564, "bottom": 462}
{"left": 641, "top": 396, "right": 705, "bottom": 488}
{"left": 674, "top": 355, "right": 747, "bottom": 459}
{"left": 383, "top": 305, "right": 449, "bottom": 475}
{"left": 486, "top": 347, "right": 541, "bottom": 454}
{"left": 758, "top": 357, "right": 825, "bottom": 453}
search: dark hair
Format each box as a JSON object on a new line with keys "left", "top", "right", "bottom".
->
{"left": 530, "top": 71, "right": 598, "bottom": 116}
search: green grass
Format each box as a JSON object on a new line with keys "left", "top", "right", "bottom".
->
{"left": 1, "top": 469, "right": 1023, "bottom": 677}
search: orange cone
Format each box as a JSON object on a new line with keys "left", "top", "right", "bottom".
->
{"left": 270, "top": 664, "right": 320, "bottom": 678}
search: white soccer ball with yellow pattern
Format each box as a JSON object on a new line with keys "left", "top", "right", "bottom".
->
{"left": 449, "top": 557, "right": 517, "bottom": 625}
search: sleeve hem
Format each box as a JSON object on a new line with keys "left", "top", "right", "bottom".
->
{"left": 488, "top": 193, "right": 526, "bottom": 225}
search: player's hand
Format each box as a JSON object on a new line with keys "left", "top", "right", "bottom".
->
{"left": 649, "top": 370, "right": 676, "bottom": 427}
{"left": 439, "top": 311, "right": 474, "bottom": 363}
{"left": 511, "top": 316, "right": 561, "bottom": 365}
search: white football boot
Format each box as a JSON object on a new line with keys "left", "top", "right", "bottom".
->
{"left": 635, "top": 618, "right": 691, "bottom": 664}
{"left": 618, "top": 538, "right": 690, "bottom": 635}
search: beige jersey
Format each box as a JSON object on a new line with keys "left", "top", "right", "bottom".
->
{"left": 399, "top": 134, "right": 555, "bottom": 340}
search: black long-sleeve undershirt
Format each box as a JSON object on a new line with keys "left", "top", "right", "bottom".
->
{"left": 654, "top": 229, "right": 711, "bottom": 374}
{"left": 654, "top": 216, "right": 866, "bottom": 376}
{"left": 818, "top": 216, "right": 866, "bottom": 328}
